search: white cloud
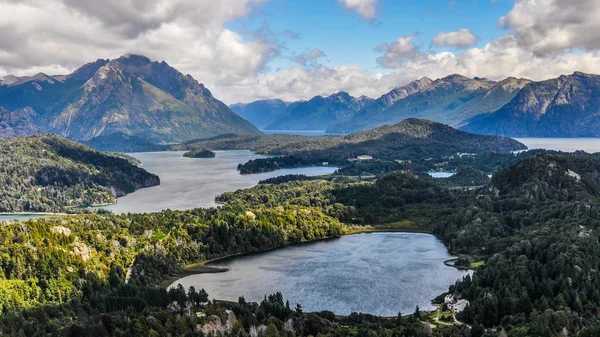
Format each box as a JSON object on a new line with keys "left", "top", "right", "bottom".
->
{"left": 432, "top": 28, "right": 478, "bottom": 49}
{"left": 3, "top": 0, "right": 600, "bottom": 105}
{"left": 229, "top": 35, "right": 600, "bottom": 103}
{"left": 337, "top": 0, "right": 377, "bottom": 20}
{"left": 375, "top": 35, "right": 420, "bottom": 68}
{"left": 501, "top": 0, "right": 600, "bottom": 55}
{"left": 0, "top": 0, "right": 276, "bottom": 91}
{"left": 295, "top": 49, "right": 326, "bottom": 66}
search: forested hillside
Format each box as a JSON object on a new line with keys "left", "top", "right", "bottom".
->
{"left": 184, "top": 119, "right": 526, "bottom": 174}
{"left": 0, "top": 134, "right": 159, "bottom": 212}
{"left": 0, "top": 205, "right": 343, "bottom": 335}
{"left": 218, "top": 154, "right": 600, "bottom": 336}
{"left": 5, "top": 153, "right": 600, "bottom": 335}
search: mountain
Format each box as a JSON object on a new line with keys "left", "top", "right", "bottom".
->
{"left": 184, "top": 118, "right": 526, "bottom": 174}
{"left": 0, "top": 55, "right": 260, "bottom": 143}
{"left": 84, "top": 132, "right": 170, "bottom": 152}
{"left": 451, "top": 77, "right": 531, "bottom": 127}
{"left": 328, "top": 75, "right": 498, "bottom": 133}
{"left": 326, "top": 77, "right": 433, "bottom": 133}
{"left": 461, "top": 72, "right": 600, "bottom": 137}
{"left": 265, "top": 92, "right": 374, "bottom": 130}
{"left": 230, "top": 99, "right": 288, "bottom": 129}
{"left": 0, "top": 134, "right": 159, "bottom": 212}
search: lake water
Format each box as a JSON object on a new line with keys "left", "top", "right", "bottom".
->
{"left": 100, "top": 151, "right": 337, "bottom": 214}
{"left": 515, "top": 138, "right": 600, "bottom": 153}
{"left": 261, "top": 130, "right": 329, "bottom": 136}
{"left": 171, "top": 232, "right": 470, "bottom": 316}
{"left": 428, "top": 172, "right": 455, "bottom": 178}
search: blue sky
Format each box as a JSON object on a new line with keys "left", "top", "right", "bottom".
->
{"left": 227, "top": 0, "right": 514, "bottom": 74}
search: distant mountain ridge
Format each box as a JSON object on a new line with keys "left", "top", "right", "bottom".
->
{"left": 327, "top": 77, "right": 433, "bottom": 133}
{"left": 327, "top": 74, "right": 518, "bottom": 133}
{"left": 235, "top": 72, "right": 600, "bottom": 138}
{"left": 460, "top": 72, "right": 600, "bottom": 137}
{"left": 264, "top": 91, "right": 374, "bottom": 130}
{"left": 0, "top": 55, "right": 260, "bottom": 143}
{"left": 230, "top": 99, "right": 289, "bottom": 129}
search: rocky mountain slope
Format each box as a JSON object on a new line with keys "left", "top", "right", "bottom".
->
{"left": 460, "top": 72, "right": 600, "bottom": 137}
{"left": 0, "top": 55, "right": 260, "bottom": 143}
{"left": 327, "top": 75, "right": 505, "bottom": 133}
{"left": 326, "top": 77, "right": 433, "bottom": 133}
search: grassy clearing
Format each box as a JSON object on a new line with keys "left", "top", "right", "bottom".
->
{"left": 378, "top": 220, "right": 414, "bottom": 229}
{"left": 152, "top": 232, "right": 168, "bottom": 240}
{"left": 470, "top": 260, "right": 485, "bottom": 269}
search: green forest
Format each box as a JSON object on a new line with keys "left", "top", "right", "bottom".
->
{"left": 182, "top": 119, "right": 527, "bottom": 175}
{"left": 6, "top": 131, "right": 600, "bottom": 336}
{"left": 0, "top": 134, "right": 159, "bottom": 212}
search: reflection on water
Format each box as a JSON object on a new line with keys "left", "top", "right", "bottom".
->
{"left": 171, "top": 232, "right": 470, "bottom": 316}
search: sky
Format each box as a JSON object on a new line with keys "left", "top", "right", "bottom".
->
{"left": 1, "top": 0, "right": 600, "bottom": 104}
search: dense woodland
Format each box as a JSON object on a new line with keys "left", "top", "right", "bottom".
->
{"left": 181, "top": 119, "right": 526, "bottom": 175}
{"left": 0, "top": 204, "right": 344, "bottom": 336}
{"left": 0, "top": 134, "right": 159, "bottom": 212}
{"left": 6, "top": 130, "right": 600, "bottom": 335}
{"left": 220, "top": 154, "right": 600, "bottom": 336}
{"left": 183, "top": 148, "right": 216, "bottom": 158}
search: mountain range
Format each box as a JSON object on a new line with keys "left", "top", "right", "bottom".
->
{"left": 264, "top": 92, "right": 374, "bottom": 130}
{"left": 234, "top": 72, "right": 600, "bottom": 138}
{"left": 230, "top": 99, "right": 289, "bottom": 129}
{"left": 460, "top": 72, "right": 600, "bottom": 137}
{"left": 0, "top": 55, "right": 260, "bottom": 143}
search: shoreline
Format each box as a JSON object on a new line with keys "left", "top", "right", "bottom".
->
{"left": 0, "top": 212, "right": 68, "bottom": 216}
{"left": 161, "top": 227, "right": 472, "bottom": 318}
{"left": 163, "top": 227, "right": 463, "bottom": 289}
{"left": 161, "top": 234, "right": 347, "bottom": 288}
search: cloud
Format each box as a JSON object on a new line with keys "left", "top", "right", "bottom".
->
{"left": 3, "top": 0, "right": 600, "bottom": 105}
{"left": 228, "top": 35, "right": 600, "bottom": 103}
{"left": 295, "top": 49, "right": 326, "bottom": 66}
{"left": 501, "top": 0, "right": 600, "bottom": 55}
{"left": 375, "top": 35, "right": 420, "bottom": 68}
{"left": 432, "top": 29, "right": 478, "bottom": 49}
{"left": 0, "top": 0, "right": 276, "bottom": 89}
{"left": 283, "top": 29, "right": 300, "bottom": 39}
{"left": 337, "top": 0, "right": 377, "bottom": 20}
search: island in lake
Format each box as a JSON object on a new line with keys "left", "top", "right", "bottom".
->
{"left": 183, "top": 148, "right": 216, "bottom": 158}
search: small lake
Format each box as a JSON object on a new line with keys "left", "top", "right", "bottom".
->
{"left": 261, "top": 129, "right": 328, "bottom": 136}
{"left": 515, "top": 138, "right": 600, "bottom": 153}
{"left": 101, "top": 151, "right": 337, "bottom": 214}
{"left": 171, "top": 232, "right": 470, "bottom": 316}
{"left": 428, "top": 172, "right": 455, "bottom": 178}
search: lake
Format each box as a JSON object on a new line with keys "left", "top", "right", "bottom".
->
{"left": 515, "top": 138, "right": 600, "bottom": 153}
{"left": 171, "top": 232, "right": 470, "bottom": 316}
{"left": 261, "top": 129, "right": 329, "bottom": 136}
{"left": 100, "top": 151, "right": 337, "bottom": 214}
{"left": 428, "top": 172, "right": 455, "bottom": 178}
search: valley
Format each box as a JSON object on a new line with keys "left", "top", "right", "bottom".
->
{"left": 6, "top": 1, "right": 600, "bottom": 336}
